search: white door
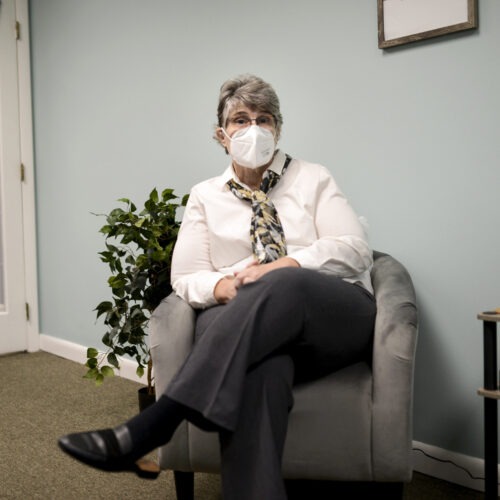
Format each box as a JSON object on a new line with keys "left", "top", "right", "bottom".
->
{"left": 0, "top": 0, "right": 28, "bottom": 353}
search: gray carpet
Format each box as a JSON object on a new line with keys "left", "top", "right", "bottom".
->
{"left": 0, "top": 351, "right": 483, "bottom": 499}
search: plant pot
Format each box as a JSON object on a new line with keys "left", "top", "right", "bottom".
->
{"left": 138, "top": 386, "right": 156, "bottom": 412}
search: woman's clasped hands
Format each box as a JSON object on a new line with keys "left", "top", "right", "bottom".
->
{"left": 214, "top": 257, "right": 299, "bottom": 304}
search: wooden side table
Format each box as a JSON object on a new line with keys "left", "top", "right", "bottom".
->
{"left": 477, "top": 311, "right": 500, "bottom": 500}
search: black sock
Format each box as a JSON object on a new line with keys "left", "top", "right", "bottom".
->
{"left": 122, "top": 395, "right": 187, "bottom": 456}
{"left": 119, "top": 394, "right": 223, "bottom": 460}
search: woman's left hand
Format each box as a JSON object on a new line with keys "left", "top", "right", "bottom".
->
{"left": 233, "top": 257, "right": 300, "bottom": 288}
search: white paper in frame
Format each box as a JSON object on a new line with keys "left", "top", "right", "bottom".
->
{"left": 378, "top": 0, "right": 478, "bottom": 49}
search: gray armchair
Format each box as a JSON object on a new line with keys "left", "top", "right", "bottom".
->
{"left": 150, "top": 251, "right": 418, "bottom": 499}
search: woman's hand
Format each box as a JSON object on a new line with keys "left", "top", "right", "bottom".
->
{"left": 234, "top": 257, "right": 300, "bottom": 288}
{"left": 215, "top": 257, "right": 300, "bottom": 304}
{"left": 214, "top": 275, "right": 239, "bottom": 304}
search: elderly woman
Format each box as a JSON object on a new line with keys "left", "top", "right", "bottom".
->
{"left": 59, "top": 74, "right": 376, "bottom": 500}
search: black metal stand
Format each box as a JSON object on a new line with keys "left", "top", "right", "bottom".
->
{"left": 478, "top": 315, "right": 499, "bottom": 500}
{"left": 173, "top": 470, "right": 194, "bottom": 500}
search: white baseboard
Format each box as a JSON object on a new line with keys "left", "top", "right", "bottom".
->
{"left": 413, "top": 441, "right": 498, "bottom": 494}
{"left": 39, "top": 334, "right": 145, "bottom": 385}
{"left": 39, "top": 334, "right": 496, "bottom": 493}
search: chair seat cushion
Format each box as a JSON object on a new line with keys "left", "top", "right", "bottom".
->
{"left": 185, "top": 361, "right": 373, "bottom": 481}
{"left": 283, "top": 361, "right": 373, "bottom": 480}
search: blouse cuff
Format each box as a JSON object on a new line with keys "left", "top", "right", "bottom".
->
{"left": 172, "top": 272, "right": 226, "bottom": 309}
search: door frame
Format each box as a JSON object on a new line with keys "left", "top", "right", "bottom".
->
{"left": 14, "top": 0, "right": 38, "bottom": 351}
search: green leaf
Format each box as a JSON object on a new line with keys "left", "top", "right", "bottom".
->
{"left": 113, "top": 346, "right": 125, "bottom": 356}
{"left": 105, "top": 243, "right": 120, "bottom": 253}
{"left": 136, "top": 365, "right": 145, "bottom": 378}
{"left": 149, "top": 188, "right": 159, "bottom": 203}
{"left": 101, "top": 332, "right": 112, "bottom": 347}
{"left": 108, "top": 208, "right": 126, "bottom": 220}
{"left": 160, "top": 188, "right": 177, "bottom": 202}
{"left": 108, "top": 276, "right": 126, "bottom": 288}
{"left": 87, "top": 347, "right": 99, "bottom": 358}
{"left": 95, "top": 374, "right": 105, "bottom": 386}
{"left": 107, "top": 352, "right": 119, "bottom": 368}
{"left": 86, "top": 357, "right": 98, "bottom": 369}
{"left": 84, "top": 368, "right": 98, "bottom": 379}
{"left": 135, "top": 254, "right": 148, "bottom": 267}
{"left": 101, "top": 366, "right": 115, "bottom": 377}
{"left": 95, "top": 301, "right": 113, "bottom": 319}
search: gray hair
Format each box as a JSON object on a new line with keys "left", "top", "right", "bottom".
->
{"left": 214, "top": 74, "right": 283, "bottom": 142}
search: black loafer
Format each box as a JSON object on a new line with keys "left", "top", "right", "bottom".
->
{"left": 58, "top": 426, "right": 160, "bottom": 480}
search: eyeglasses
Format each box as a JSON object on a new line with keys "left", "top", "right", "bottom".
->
{"left": 227, "top": 113, "right": 275, "bottom": 129}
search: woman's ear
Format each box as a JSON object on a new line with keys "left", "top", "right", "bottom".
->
{"left": 274, "top": 127, "right": 281, "bottom": 144}
{"left": 216, "top": 128, "right": 228, "bottom": 149}
{"left": 216, "top": 128, "right": 225, "bottom": 141}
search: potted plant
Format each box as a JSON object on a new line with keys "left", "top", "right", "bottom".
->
{"left": 84, "top": 187, "right": 188, "bottom": 408}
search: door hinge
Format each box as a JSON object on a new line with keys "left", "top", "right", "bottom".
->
{"left": 20, "top": 163, "right": 25, "bottom": 182}
{"left": 25, "top": 302, "right": 30, "bottom": 321}
{"left": 15, "top": 21, "right": 21, "bottom": 40}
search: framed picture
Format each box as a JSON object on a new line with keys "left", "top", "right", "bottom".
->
{"left": 378, "top": 0, "right": 478, "bottom": 49}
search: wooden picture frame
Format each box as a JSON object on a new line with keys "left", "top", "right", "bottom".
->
{"left": 378, "top": 0, "right": 478, "bottom": 49}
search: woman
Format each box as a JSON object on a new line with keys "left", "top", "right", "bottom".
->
{"left": 59, "top": 74, "right": 376, "bottom": 500}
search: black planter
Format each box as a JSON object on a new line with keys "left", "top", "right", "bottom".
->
{"left": 138, "top": 386, "right": 156, "bottom": 412}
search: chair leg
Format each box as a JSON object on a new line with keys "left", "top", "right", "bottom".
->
{"left": 174, "top": 471, "right": 194, "bottom": 500}
{"left": 356, "top": 481, "right": 405, "bottom": 499}
{"left": 285, "top": 480, "right": 405, "bottom": 499}
{"left": 367, "top": 481, "right": 404, "bottom": 499}
{"left": 379, "top": 481, "right": 404, "bottom": 499}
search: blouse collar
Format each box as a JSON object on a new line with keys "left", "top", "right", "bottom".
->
{"left": 220, "top": 149, "right": 287, "bottom": 189}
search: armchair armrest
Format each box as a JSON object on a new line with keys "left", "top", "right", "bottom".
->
{"left": 149, "top": 292, "right": 197, "bottom": 397}
{"left": 149, "top": 293, "right": 197, "bottom": 470}
{"left": 370, "top": 252, "right": 419, "bottom": 481}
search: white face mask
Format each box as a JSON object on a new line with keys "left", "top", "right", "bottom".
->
{"left": 223, "top": 125, "right": 276, "bottom": 169}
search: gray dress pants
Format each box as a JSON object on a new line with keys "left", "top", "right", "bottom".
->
{"left": 166, "top": 267, "right": 376, "bottom": 500}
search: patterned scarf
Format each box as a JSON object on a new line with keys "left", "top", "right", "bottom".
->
{"left": 227, "top": 155, "right": 292, "bottom": 264}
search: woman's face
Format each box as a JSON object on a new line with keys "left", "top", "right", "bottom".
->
{"left": 217, "top": 104, "right": 277, "bottom": 150}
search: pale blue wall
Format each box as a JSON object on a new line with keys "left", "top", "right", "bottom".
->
{"left": 30, "top": 0, "right": 500, "bottom": 460}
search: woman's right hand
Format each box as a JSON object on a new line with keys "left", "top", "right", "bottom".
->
{"left": 214, "top": 275, "right": 238, "bottom": 304}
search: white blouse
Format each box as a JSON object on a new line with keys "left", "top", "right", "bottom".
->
{"left": 171, "top": 150, "right": 373, "bottom": 308}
